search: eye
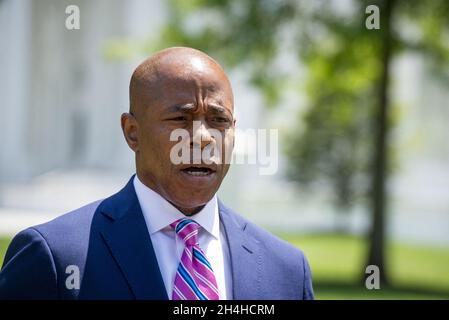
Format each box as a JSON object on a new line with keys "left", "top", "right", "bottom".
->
{"left": 212, "top": 116, "right": 230, "bottom": 123}
{"left": 169, "top": 116, "right": 187, "bottom": 121}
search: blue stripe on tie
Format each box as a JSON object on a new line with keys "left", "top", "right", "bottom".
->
{"left": 193, "top": 247, "right": 213, "bottom": 271}
{"left": 176, "top": 219, "right": 193, "bottom": 234}
{"left": 178, "top": 264, "right": 207, "bottom": 300}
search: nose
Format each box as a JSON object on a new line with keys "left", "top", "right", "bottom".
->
{"left": 191, "top": 119, "right": 213, "bottom": 150}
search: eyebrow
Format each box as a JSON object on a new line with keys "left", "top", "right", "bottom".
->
{"left": 208, "top": 104, "right": 228, "bottom": 114}
{"left": 166, "top": 103, "right": 196, "bottom": 113}
{"left": 166, "top": 103, "right": 231, "bottom": 116}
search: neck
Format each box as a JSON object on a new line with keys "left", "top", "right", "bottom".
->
{"left": 172, "top": 203, "right": 205, "bottom": 216}
{"left": 135, "top": 171, "right": 207, "bottom": 216}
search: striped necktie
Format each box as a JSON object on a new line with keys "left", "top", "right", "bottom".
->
{"left": 170, "top": 218, "right": 220, "bottom": 300}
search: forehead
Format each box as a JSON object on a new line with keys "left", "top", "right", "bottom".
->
{"left": 147, "top": 68, "right": 234, "bottom": 113}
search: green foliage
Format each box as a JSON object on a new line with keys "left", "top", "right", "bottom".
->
{"left": 153, "top": 0, "right": 299, "bottom": 105}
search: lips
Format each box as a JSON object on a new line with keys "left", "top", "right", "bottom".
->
{"left": 180, "top": 165, "right": 216, "bottom": 177}
{"left": 181, "top": 167, "right": 213, "bottom": 176}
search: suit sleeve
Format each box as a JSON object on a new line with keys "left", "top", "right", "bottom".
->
{"left": 0, "top": 228, "right": 58, "bottom": 299}
{"left": 302, "top": 253, "right": 314, "bottom": 300}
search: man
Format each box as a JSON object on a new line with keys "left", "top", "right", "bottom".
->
{"left": 0, "top": 47, "right": 314, "bottom": 300}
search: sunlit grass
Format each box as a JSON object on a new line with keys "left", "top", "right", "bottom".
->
{"left": 0, "top": 237, "right": 10, "bottom": 267}
{"left": 276, "top": 232, "right": 449, "bottom": 299}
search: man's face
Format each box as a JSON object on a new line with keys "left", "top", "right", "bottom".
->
{"left": 126, "top": 57, "right": 235, "bottom": 214}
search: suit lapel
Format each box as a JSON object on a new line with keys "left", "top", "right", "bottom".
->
{"left": 219, "top": 200, "right": 262, "bottom": 300}
{"left": 98, "top": 176, "right": 168, "bottom": 300}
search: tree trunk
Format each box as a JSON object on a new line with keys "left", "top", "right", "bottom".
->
{"left": 365, "top": 0, "right": 395, "bottom": 287}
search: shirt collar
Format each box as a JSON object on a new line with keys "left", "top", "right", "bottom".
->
{"left": 133, "top": 175, "right": 220, "bottom": 240}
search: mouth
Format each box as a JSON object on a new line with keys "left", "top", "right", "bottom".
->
{"left": 180, "top": 166, "right": 216, "bottom": 176}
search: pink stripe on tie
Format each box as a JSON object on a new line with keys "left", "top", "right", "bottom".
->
{"left": 170, "top": 218, "right": 220, "bottom": 300}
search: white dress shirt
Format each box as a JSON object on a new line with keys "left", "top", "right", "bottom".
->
{"left": 133, "top": 175, "right": 233, "bottom": 299}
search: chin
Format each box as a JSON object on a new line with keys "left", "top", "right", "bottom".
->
{"left": 167, "top": 192, "right": 215, "bottom": 213}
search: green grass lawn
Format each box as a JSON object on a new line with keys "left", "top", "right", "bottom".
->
{"left": 1, "top": 233, "right": 449, "bottom": 299}
{"left": 276, "top": 232, "right": 449, "bottom": 299}
{"left": 0, "top": 237, "right": 10, "bottom": 267}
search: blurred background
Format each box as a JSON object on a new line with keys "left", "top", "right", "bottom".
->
{"left": 1, "top": 0, "right": 448, "bottom": 299}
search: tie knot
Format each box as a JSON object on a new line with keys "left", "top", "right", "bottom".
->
{"left": 170, "top": 218, "right": 199, "bottom": 246}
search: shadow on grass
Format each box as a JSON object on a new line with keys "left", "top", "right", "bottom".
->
{"left": 314, "top": 281, "right": 449, "bottom": 299}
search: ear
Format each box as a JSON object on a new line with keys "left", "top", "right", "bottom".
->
{"left": 121, "top": 113, "right": 139, "bottom": 152}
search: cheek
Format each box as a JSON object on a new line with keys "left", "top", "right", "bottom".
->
{"left": 139, "top": 129, "right": 168, "bottom": 164}
{"left": 221, "top": 130, "right": 235, "bottom": 164}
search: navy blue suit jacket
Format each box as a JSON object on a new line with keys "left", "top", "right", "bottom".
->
{"left": 0, "top": 176, "right": 314, "bottom": 300}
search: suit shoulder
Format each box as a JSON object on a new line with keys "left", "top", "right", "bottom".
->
{"left": 220, "top": 202, "right": 306, "bottom": 259}
{"left": 220, "top": 203, "right": 315, "bottom": 299}
{"left": 18, "top": 199, "right": 105, "bottom": 264}
{"left": 0, "top": 227, "right": 58, "bottom": 299}
{"left": 248, "top": 219, "right": 305, "bottom": 259}
{"left": 31, "top": 199, "right": 103, "bottom": 238}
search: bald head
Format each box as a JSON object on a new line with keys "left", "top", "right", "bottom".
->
{"left": 129, "top": 47, "right": 234, "bottom": 118}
